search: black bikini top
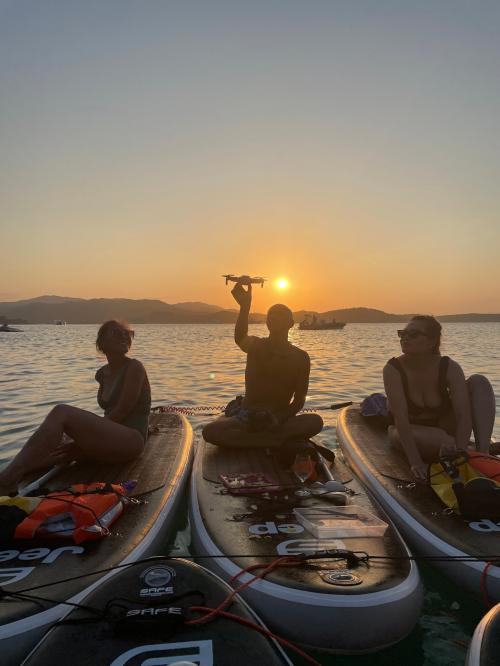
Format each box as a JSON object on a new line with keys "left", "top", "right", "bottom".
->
{"left": 388, "top": 355, "right": 452, "bottom": 421}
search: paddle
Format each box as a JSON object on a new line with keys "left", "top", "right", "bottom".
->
{"left": 18, "top": 464, "right": 69, "bottom": 497}
{"left": 315, "top": 446, "right": 336, "bottom": 483}
{"left": 306, "top": 401, "right": 352, "bottom": 463}
{"left": 328, "top": 401, "right": 353, "bottom": 410}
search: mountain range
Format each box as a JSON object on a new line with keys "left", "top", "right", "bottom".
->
{"left": 0, "top": 296, "right": 499, "bottom": 325}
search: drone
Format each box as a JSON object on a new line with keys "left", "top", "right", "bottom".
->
{"left": 222, "top": 274, "right": 267, "bottom": 287}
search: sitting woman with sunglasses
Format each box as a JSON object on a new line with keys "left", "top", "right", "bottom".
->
{"left": 0, "top": 320, "right": 151, "bottom": 494}
{"left": 383, "top": 315, "right": 495, "bottom": 483}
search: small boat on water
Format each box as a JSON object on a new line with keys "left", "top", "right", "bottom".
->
{"left": 189, "top": 438, "right": 422, "bottom": 653}
{"left": 52, "top": 320, "right": 66, "bottom": 326}
{"left": 0, "top": 412, "right": 193, "bottom": 664}
{"left": 0, "top": 324, "right": 23, "bottom": 332}
{"left": 337, "top": 405, "right": 500, "bottom": 603}
{"left": 466, "top": 602, "right": 500, "bottom": 666}
{"left": 299, "top": 315, "right": 345, "bottom": 330}
{"left": 22, "top": 558, "right": 293, "bottom": 666}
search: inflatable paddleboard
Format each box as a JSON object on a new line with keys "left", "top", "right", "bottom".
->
{"left": 467, "top": 603, "right": 500, "bottom": 666}
{"left": 22, "top": 557, "right": 293, "bottom": 666}
{"left": 189, "top": 438, "right": 422, "bottom": 653}
{"left": 337, "top": 406, "right": 500, "bottom": 603}
{"left": 0, "top": 412, "right": 193, "bottom": 664}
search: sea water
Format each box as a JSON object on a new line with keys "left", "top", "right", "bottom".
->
{"left": 1, "top": 323, "right": 499, "bottom": 665}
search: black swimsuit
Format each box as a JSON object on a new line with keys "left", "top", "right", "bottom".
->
{"left": 388, "top": 356, "right": 453, "bottom": 428}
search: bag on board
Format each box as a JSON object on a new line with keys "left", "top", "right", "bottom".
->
{"left": 430, "top": 451, "right": 500, "bottom": 520}
{"left": 360, "top": 393, "right": 393, "bottom": 429}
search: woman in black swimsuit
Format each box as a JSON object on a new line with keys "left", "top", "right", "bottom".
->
{"left": 0, "top": 320, "right": 151, "bottom": 495}
{"left": 383, "top": 315, "right": 496, "bottom": 483}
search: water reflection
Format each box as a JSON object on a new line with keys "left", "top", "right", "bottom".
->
{"left": 0, "top": 322, "right": 499, "bottom": 665}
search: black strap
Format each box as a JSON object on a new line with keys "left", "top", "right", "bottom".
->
{"left": 390, "top": 356, "right": 450, "bottom": 415}
{"left": 388, "top": 358, "right": 412, "bottom": 402}
{"left": 438, "top": 356, "right": 450, "bottom": 399}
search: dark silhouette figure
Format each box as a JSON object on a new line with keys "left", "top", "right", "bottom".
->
{"left": 203, "top": 279, "right": 323, "bottom": 448}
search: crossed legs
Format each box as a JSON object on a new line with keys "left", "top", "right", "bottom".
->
{"left": 202, "top": 413, "right": 324, "bottom": 449}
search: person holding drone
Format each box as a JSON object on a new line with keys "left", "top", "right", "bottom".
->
{"left": 202, "top": 277, "right": 323, "bottom": 448}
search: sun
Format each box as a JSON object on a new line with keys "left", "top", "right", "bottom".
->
{"left": 275, "top": 278, "right": 289, "bottom": 290}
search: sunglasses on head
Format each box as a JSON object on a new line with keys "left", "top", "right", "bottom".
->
{"left": 397, "top": 329, "right": 427, "bottom": 340}
{"left": 110, "top": 327, "right": 134, "bottom": 340}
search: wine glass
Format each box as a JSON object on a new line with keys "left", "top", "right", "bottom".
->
{"left": 292, "top": 452, "right": 315, "bottom": 497}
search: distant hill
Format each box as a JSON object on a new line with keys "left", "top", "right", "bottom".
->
{"left": 438, "top": 313, "right": 500, "bottom": 322}
{"left": 11, "top": 295, "right": 86, "bottom": 305}
{"left": 0, "top": 298, "right": 180, "bottom": 325}
{"left": 173, "top": 302, "right": 227, "bottom": 313}
{"left": 0, "top": 296, "right": 498, "bottom": 324}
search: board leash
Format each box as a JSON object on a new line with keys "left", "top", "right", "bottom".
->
{"left": 152, "top": 401, "right": 353, "bottom": 416}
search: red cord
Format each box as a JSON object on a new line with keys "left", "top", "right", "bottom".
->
{"left": 187, "top": 605, "right": 321, "bottom": 666}
{"left": 481, "top": 561, "right": 494, "bottom": 608}
{"left": 186, "top": 556, "right": 298, "bottom": 626}
{"left": 229, "top": 556, "right": 300, "bottom": 583}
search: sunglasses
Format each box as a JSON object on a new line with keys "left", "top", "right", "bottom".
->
{"left": 110, "top": 328, "right": 134, "bottom": 340}
{"left": 397, "top": 329, "right": 427, "bottom": 340}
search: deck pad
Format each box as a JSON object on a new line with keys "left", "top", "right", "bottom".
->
{"left": 338, "top": 407, "right": 500, "bottom": 557}
{"left": 196, "top": 440, "right": 411, "bottom": 594}
{"left": 23, "top": 558, "right": 291, "bottom": 666}
{"left": 0, "top": 412, "right": 193, "bottom": 664}
{"left": 202, "top": 440, "right": 352, "bottom": 485}
{"left": 190, "top": 436, "right": 423, "bottom": 652}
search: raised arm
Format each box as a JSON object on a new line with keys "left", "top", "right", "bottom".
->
{"left": 231, "top": 279, "right": 259, "bottom": 353}
{"left": 105, "top": 360, "right": 147, "bottom": 423}
{"left": 447, "top": 359, "right": 472, "bottom": 451}
{"left": 383, "top": 363, "right": 425, "bottom": 476}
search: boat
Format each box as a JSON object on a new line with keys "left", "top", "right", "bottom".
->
{"left": 22, "top": 558, "right": 293, "bottom": 666}
{"left": 189, "top": 438, "right": 422, "bottom": 653}
{"left": 336, "top": 405, "right": 500, "bottom": 603}
{"left": 0, "top": 324, "right": 23, "bottom": 332}
{"left": 0, "top": 412, "right": 193, "bottom": 664}
{"left": 52, "top": 320, "right": 66, "bottom": 326}
{"left": 466, "top": 602, "right": 500, "bottom": 666}
{"left": 299, "top": 316, "right": 345, "bottom": 330}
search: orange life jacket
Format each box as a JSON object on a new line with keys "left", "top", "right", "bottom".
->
{"left": 466, "top": 450, "right": 500, "bottom": 481}
{"left": 430, "top": 451, "right": 500, "bottom": 519}
{"left": 14, "top": 482, "right": 128, "bottom": 544}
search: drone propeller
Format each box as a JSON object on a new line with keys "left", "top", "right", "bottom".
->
{"left": 222, "top": 274, "right": 267, "bottom": 287}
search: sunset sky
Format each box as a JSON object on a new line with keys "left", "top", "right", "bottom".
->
{"left": 1, "top": 2, "right": 499, "bottom": 314}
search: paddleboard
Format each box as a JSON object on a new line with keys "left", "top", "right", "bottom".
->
{"left": 0, "top": 412, "right": 193, "bottom": 664}
{"left": 467, "top": 603, "right": 500, "bottom": 666}
{"left": 189, "top": 437, "right": 422, "bottom": 653}
{"left": 21, "top": 557, "right": 293, "bottom": 666}
{"left": 337, "top": 405, "right": 500, "bottom": 603}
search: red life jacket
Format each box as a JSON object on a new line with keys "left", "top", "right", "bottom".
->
{"left": 14, "top": 482, "right": 128, "bottom": 544}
